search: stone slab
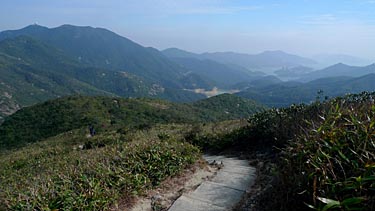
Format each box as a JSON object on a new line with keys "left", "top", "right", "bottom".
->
{"left": 168, "top": 195, "right": 226, "bottom": 211}
{"left": 168, "top": 155, "right": 256, "bottom": 211}
{"left": 212, "top": 170, "right": 255, "bottom": 191}
{"left": 187, "top": 181, "right": 244, "bottom": 208}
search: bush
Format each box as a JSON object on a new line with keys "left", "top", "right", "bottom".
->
{"left": 281, "top": 98, "right": 375, "bottom": 210}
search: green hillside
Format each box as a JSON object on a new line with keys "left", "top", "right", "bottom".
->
{"left": 0, "top": 92, "right": 261, "bottom": 210}
{"left": 0, "top": 25, "right": 211, "bottom": 89}
{"left": 192, "top": 93, "right": 265, "bottom": 119}
{"left": 0, "top": 123, "right": 201, "bottom": 210}
{"left": 301, "top": 63, "right": 375, "bottom": 81}
{"left": 165, "top": 56, "right": 263, "bottom": 87}
{"left": 0, "top": 36, "right": 207, "bottom": 119}
{"left": 1, "top": 90, "right": 373, "bottom": 210}
{"left": 0, "top": 94, "right": 264, "bottom": 149}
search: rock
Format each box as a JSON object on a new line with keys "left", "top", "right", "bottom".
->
{"left": 151, "top": 194, "right": 167, "bottom": 211}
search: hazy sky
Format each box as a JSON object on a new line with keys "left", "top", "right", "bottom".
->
{"left": 1, "top": 0, "right": 375, "bottom": 59}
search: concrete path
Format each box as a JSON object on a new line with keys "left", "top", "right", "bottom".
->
{"left": 168, "top": 155, "right": 256, "bottom": 211}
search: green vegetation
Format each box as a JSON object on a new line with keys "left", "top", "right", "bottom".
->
{"left": 0, "top": 35, "right": 208, "bottom": 119}
{"left": 0, "top": 96, "right": 249, "bottom": 210}
{"left": 0, "top": 94, "right": 264, "bottom": 150}
{"left": 281, "top": 94, "right": 375, "bottom": 211}
{"left": 0, "top": 126, "right": 199, "bottom": 210}
{"left": 0, "top": 24, "right": 211, "bottom": 91}
{"left": 209, "top": 92, "right": 375, "bottom": 210}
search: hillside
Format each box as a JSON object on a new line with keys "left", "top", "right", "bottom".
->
{"left": 0, "top": 121, "right": 202, "bottom": 210}
{"left": 237, "top": 73, "right": 375, "bottom": 107}
{"left": 0, "top": 35, "right": 209, "bottom": 119}
{"left": 168, "top": 57, "right": 262, "bottom": 87}
{"left": 274, "top": 65, "right": 314, "bottom": 80}
{"left": 0, "top": 94, "right": 264, "bottom": 149}
{"left": 163, "top": 48, "right": 316, "bottom": 74}
{"left": 312, "top": 54, "right": 372, "bottom": 67}
{"left": 0, "top": 36, "right": 114, "bottom": 117}
{"left": 300, "top": 63, "right": 375, "bottom": 81}
{"left": 0, "top": 24, "right": 213, "bottom": 93}
{"left": 0, "top": 90, "right": 373, "bottom": 210}
{"left": 0, "top": 25, "right": 182, "bottom": 86}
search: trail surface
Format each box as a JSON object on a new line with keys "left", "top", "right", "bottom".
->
{"left": 168, "top": 155, "right": 256, "bottom": 211}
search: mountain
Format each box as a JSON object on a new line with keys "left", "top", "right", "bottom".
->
{"left": 0, "top": 25, "right": 216, "bottom": 118}
{"left": 163, "top": 48, "right": 317, "bottom": 74}
{"left": 168, "top": 57, "right": 264, "bottom": 87}
{"left": 0, "top": 94, "right": 265, "bottom": 149}
{"left": 300, "top": 63, "right": 375, "bottom": 81}
{"left": 162, "top": 47, "right": 201, "bottom": 59}
{"left": 274, "top": 66, "right": 314, "bottom": 80}
{"left": 312, "top": 54, "right": 372, "bottom": 67}
{"left": 231, "top": 75, "right": 284, "bottom": 90}
{"left": 0, "top": 35, "right": 207, "bottom": 119}
{"left": 200, "top": 50, "right": 317, "bottom": 73}
{"left": 192, "top": 93, "right": 265, "bottom": 118}
{"left": 0, "top": 36, "right": 114, "bottom": 119}
{"left": 0, "top": 24, "right": 210, "bottom": 89}
{"left": 237, "top": 73, "right": 375, "bottom": 107}
{"left": 162, "top": 48, "right": 265, "bottom": 87}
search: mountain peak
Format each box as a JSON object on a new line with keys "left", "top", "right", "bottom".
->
{"left": 330, "top": 62, "right": 350, "bottom": 68}
{"left": 162, "top": 48, "right": 200, "bottom": 59}
{"left": 21, "top": 24, "right": 49, "bottom": 31}
{"left": 261, "top": 50, "right": 286, "bottom": 55}
{"left": 365, "top": 63, "right": 375, "bottom": 68}
{"left": 57, "top": 24, "right": 95, "bottom": 30}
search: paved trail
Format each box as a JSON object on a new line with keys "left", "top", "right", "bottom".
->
{"left": 168, "top": 155, "right": 256, "bottom": 211}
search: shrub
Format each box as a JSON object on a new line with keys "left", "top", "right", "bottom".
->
{"left": 281, "top": 98, "right": 375, "bottom": 210}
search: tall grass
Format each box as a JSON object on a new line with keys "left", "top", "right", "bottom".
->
{"left": 209, "top": 92, "right": 375, "bottom": 210}
{"left": 281, "top": 94, "right": 375, "bottom": 210}
{"left": 0, "top": 128, "right": 199, "bottom": 210}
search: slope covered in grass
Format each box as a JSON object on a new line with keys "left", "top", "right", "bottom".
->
{"left": 0, "top": 126, "right": 200, "bottom": 210}
{"left": 0, "top": 94, "right": 264, "bottom": 150}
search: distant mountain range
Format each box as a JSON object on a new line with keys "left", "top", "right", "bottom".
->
{"left": 236, "top": 73, "right": 375, "bottom": 107}
{"left": 163, "top": 48, "right": 317, "bottom": 74}
{"left": 0, "top": 25, "right": 214, "bottom": 118}
{"left": 1, "top": 24, "right": 375, "bottom": 119}
{"left": 312, "top": 54, "right": 372, "bottom": 67}
{"left": 0, "top": 24, "right": 211, "bottom": 88}
{"left": 299, "top": 63, "right": 375, "bottom": 82}
{"left": 274, "top": 66, "right": 314, "bottom": 80}
{"left": 166, "top": 57, "right": 264, "bottom": 88}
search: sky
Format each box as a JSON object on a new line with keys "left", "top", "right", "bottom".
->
{"left": 1, "top": 0, "right": 375, "bottom": 60}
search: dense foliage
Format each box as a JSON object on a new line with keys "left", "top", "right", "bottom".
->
{"left": 280, "top": 93, "right": 375, "bottom": 210}
{"left": 225, "top": 92, "right": 375, "bottom": 210}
